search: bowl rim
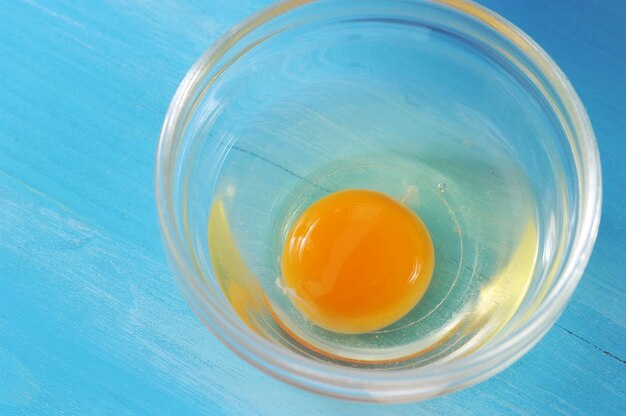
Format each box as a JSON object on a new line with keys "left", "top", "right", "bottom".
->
{"left": 155, "top": 0, "right": 602, "bottom": 402}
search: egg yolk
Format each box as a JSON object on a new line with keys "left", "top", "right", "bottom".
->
{"left": 281, "top": 189, "right": 434, "bottom": 334}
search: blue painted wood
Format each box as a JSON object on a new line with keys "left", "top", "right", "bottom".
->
{"left": 0, "top": 0, "right": 623, "bottom": 414}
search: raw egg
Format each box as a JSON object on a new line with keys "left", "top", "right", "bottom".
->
{"left": 281, "top": 189, "right": 434, "bottom": 334}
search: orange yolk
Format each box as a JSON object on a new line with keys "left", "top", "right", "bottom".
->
{"left": 281, "top": 189, "right": 434, "bottom": 334}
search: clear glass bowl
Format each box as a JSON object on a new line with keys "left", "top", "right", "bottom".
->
{"left": 156, "top": 0, "right": 601, "bottom": 403}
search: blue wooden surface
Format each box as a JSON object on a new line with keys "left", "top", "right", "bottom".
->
{"left": 0, "top": 0, "right": 624, "bottom": 414}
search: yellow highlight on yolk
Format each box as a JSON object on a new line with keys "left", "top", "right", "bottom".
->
{"left": 281, "top": 189, "right": 435, "bottom": 334}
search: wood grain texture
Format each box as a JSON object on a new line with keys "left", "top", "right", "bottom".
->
{"left": 0, "top": 0, "right": 624, "bottom": 414}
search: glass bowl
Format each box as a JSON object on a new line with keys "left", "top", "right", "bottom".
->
{"left": 156, "top": 0, "right": 601, "bottom": 403}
